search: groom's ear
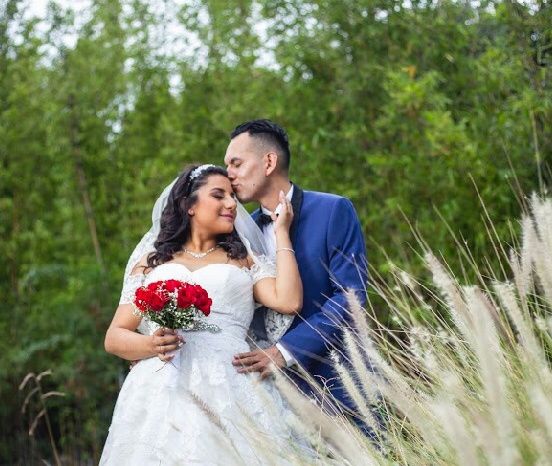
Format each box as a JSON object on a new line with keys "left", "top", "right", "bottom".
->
{"left": 264, "top": 151, "right": 279, "bottom": 176}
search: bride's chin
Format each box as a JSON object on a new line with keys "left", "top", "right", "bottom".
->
{"left": 212, "top": 225, "right": 234, "bottom": 236}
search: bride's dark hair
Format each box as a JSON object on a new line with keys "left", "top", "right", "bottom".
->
{"left": 147, "top": 164, "right": 247, "bottom": 269}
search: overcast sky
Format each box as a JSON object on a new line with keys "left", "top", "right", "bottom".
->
{"left": 26, "top": 0, "right": 91, "bottom": 20}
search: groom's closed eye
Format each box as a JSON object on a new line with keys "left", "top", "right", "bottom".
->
{"left": 227, "top": 157, "right": 242, "bottom": 168}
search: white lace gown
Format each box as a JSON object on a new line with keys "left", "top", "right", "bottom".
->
{"left": 100, "top": 262, "right": 299, "bottom": 466}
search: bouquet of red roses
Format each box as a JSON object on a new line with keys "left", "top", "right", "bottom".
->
{"left": 133, "top": 279, "right": 219, "bottom": 333}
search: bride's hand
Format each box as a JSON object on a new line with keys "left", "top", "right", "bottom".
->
{"left": 151, "top": 328, "right": 184, "bottom": 362}
{"left": 273, "top": 190, "right": 293, "bottom": 233}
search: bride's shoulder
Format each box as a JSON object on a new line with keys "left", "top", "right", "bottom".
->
{"left": 243, "top": 255, "right": 273, "bottom": 270}
{"left": 130, "top": 252, "right": 154, "bottom": 276}
{"left": 245, "top": 254, "right": 276, "bottom": 284}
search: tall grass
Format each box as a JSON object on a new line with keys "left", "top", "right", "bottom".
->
{"left": 242, "top": 194, "right": 552, "bottom": 465}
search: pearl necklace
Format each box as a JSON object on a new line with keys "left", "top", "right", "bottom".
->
{"left": 183, "top": 246, "right": 217, "bottom": 259}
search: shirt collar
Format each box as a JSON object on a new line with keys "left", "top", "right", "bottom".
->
{"left": 260, "top": 184, "right": 294, "bottom": 216}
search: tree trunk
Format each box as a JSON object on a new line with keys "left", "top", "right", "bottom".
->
{"left": 67, "top": 93, "right": 105, "bottom": 274}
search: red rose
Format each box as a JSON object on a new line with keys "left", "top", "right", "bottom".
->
{"left": 197, "top": 297, "right": 212, "bottom": 315}
{"left": 149, "top": 290, "right": 168, "bottom": 312}
{"left": 192, "top": 286, "right": 212, "bottom": 315}
{"left": 192, "top": 285, "right": 204, "bottom": 299}
{"left": 134, "top": 287, "right": 150, "bottom": 312}
{"left": 134, "top": 287, "right": 166, "bottom": 312}
{"left": 146, "top": 282, "right": 160, "bottom": 292}
{"left": 164, "top": 279, "right": 182, "bottom": 293}
{"left": 176, "top": 284, "right": 194, "bottom": 309}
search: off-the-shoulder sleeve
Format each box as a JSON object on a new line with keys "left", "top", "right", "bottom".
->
{"left": 249, "top": 255, "right": 276, "bottom": 284}
{"left": 118, "top": 273, "right": 146, "bottom": 305}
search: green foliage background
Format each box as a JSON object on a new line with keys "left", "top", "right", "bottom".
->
{"left": 1, "top": 0, "right": 550, "bottom": 462}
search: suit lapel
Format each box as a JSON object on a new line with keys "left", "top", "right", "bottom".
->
{"left": 289, "top": 184, "right": 303, "bottom": 246}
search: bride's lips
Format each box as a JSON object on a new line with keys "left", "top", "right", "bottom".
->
{"left": 220, "top": 214, "right": 235, "bottom": 222}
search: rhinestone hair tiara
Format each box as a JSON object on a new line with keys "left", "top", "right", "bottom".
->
{"left": 189, "top": 164, "right": 217, "bottom": 181}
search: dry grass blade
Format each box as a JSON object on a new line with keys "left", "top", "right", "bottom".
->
{"left": 187, "top": 391, "right": 245, "bottom": 464}
{"left": 21, "top": 387, "right": 40, "bottom": 414}
{"left": 36, "top": 370, "right": 52, "bottom": 382}
{"left": 272, "top": 369, "right": 378, "bottom": 465}
{"left": 29, "top": 409, "right": 46, "bottom": 436}
{"left": 188, "top": 391, "right": 227, "bottom": 435}
{"left": 41, "top": 391, "right": 66, "bottom": 400}
{"left": 19, "top": 373, "right": 35, "bottom": 391}
{"left": 425, "top": 253, "right": 473, "bottom": 342}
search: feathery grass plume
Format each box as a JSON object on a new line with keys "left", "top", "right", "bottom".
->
{"left": 493, "top": 281, "right": 545, "bottom": 367}
{"left": 345, "top": 289, "right": 371, "bottom": 343}
{"left": 234, "top": 376, "right": 329, "bottom": 465}
{"left": 526, "top": 196, "right": 552, "bottom": 305}
{"left": 341, "top": 329, "right": 380, "bottom": 406}
{"left": 529, "top": 384, "right": 552, "bottom": 443}
{"left": 466, "top": 286, "right": 519, "bottom": 466}
{"left": 428, "top": 393, "right": 478, "bottom": 466}
{"left": 509, "top": 216, "right": 534, "bottom": 301}
{"left": 530, "top": 195, "right": 552, "bottom": 253}
{"left": 333, "top": 357, "right": 381, "bottom": 435}
{"left": 188, "top": 391, "right": 245, "bottom": 464}
{"left": 425, "top": 253, "right": 474, "bottom": 343}
{"left": 271, "top": 369, "right": 379, "bottom": 465}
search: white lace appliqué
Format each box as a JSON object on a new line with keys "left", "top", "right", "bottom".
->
{"left": 265, "top": 310, "right": 294, "bottom": 345}
{"left": 118, "top": 273, "right": 146, "bottom": 305}
{"left": 248, "top": 254, "right": 276, "bottom": 283}
{"left": 119, "top": 229, "right": 157, "bottom": 306}
{"left": 249, "top": 255, "right": 295, "bottom": 345}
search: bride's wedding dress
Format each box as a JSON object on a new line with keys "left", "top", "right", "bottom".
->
{"left": 100, "top": 261, "right": 301, "bottom": 465}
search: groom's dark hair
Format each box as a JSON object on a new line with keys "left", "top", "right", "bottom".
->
{"left": 230, "top": 119, "right": 291, "bottom": 171}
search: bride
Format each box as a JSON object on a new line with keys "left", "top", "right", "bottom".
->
{"left": 100, "top": 164, "right": 304, "bottom": 465}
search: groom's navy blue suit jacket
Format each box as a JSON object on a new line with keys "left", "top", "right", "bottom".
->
{"left": 252, "top": 185, "right": 368, "bottom": 411}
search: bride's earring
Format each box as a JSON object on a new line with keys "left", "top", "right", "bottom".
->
{"left": 188, "top": 209, "right": 194, "bottom": 216}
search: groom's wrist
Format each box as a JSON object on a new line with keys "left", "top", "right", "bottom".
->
{"left": 275, "top": 343, "right": 296, "bottom": 368}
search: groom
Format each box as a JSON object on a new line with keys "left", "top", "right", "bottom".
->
{"left": 226, "top": 119, "right": 368, "bottom": 415}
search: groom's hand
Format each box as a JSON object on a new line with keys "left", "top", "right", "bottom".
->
{"left": 232, "top": 346, "right": 285, "bottom": 379}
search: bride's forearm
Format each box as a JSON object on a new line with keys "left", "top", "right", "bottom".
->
{"left": 105, "top": 327, "right": 155, "bottom": 361}
{"left": 273, "top": 229, "right": 303, "bottom": 313}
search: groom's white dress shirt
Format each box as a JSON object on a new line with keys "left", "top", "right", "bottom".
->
{"left": 260, "top": 185, "right": 297, "bottom": 368}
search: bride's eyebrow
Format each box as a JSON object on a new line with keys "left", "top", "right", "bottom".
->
{"left": 210, "top": 187, "right": 230, "bottom": 195}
